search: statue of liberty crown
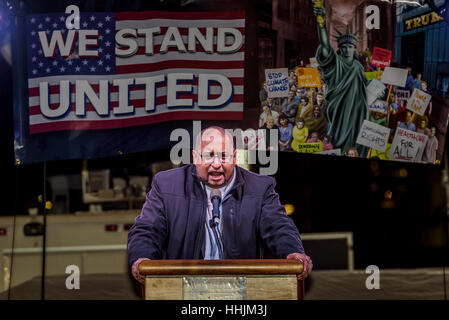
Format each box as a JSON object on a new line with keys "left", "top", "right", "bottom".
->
{"left": 333, "top": 25, "right": 359, "bottom": 47}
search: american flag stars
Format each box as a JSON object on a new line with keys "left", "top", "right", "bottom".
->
{"left": 26, "top": 12, "right": 115, "bottom": 78}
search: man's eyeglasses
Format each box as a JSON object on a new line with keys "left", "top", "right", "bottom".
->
{"left": 198, "top": 152, "right": 234, "bottom": 164}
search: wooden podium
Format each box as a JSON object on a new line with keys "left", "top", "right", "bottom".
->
{"left": 139, "top": 259, "right": 304, "bottom": 300}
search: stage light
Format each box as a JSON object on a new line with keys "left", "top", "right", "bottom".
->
{"left": 399, "top": 168, "right": 408, "bottom": 178}
{"left": 284, "top": 204, "right": 295, "bottom": 216}
{"left": 45, "top": 201, "right": 52, "bottom": 210}
{"left": 0, "top": 228, "right": 6, "bottom": 236}
{"left": 384, "top": 190, "right": 393, "bottom": 200}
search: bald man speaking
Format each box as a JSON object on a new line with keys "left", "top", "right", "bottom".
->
{"left": 127, "top": 126, "right": 312, "bottom": 284}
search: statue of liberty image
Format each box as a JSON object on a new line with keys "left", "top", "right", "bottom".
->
{"left": 312, "top": 1, "right": 368, "bottom": 156}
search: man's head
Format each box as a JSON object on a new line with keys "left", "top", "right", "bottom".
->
{"left": 407, "top": 67, "right": 412, "bottom": 76}
{"left": 316, "top": 93, "right": 324, "bottom": 105}
{"left": 296, "top": 88, "right": 303, "bottom": 98}
{"left": 262, "top": 104, "right": 271, "bottom": 114}
{"left": 288, "top": 90, "right": 295, "bottom": 99}
{"left": 279, "top": 113, "right": 289, "bottom": 127}
{"left": 192, "top": 127, "right": 236, "bottom": 189}
{"left": 431, "top": 126, "right": 436, "bottom": 137}
{"left": 419, "top": 119, "right": 426, "bottom": 130}
{"left": 296, "top": 118, "right": 305, "bottom": 129}
{"left": 267, "top": 97, "right": 273, "bottom": 105}
{"left": 347, "top": 147, "right": 359, "bottom": 158}
{"left": 406, "top": 111, "right": 412, "bottom": 123}
{"left": 300, "top": 96, "right": 309, "bottom": 106}
{"left": 417, "top": 73, "right": 422, "bottom": 80}
{"left": 421, "top": 81, "right": 428, "bottom": 92}
{"left": 313, "top": 105, "right": 321, "bottom": 118}
{"left": 290, "top": 70, "right": 296, "bottom": 79}
{"left": 310, "top": 132, "right": 319, "bottom": 142}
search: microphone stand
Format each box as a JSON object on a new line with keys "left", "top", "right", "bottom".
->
{"left": 210, "top": 195, "right": 224, "bottom": 259}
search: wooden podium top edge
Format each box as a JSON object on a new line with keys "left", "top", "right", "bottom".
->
{"left": 139, "top": 259, "right": 304, "bottom": 275}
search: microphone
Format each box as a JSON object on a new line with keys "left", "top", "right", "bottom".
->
{"left": 209, "top": 189, "right": 222, "bottom": 228}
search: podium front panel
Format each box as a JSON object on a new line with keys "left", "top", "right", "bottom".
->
{"left": 145, "top": 275, "right": 298, "bottom": 300}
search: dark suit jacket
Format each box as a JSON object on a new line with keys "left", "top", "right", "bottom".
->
{"left": 127, "top": 164, "right": 304, "bottom": 267}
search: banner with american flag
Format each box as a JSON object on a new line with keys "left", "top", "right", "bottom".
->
{"left": 25, "top": 11, "right": 245, "bottom": 135}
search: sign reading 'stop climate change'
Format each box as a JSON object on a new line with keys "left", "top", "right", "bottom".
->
{"left": 26, "top": 10, "right": 245, "bottom": 134}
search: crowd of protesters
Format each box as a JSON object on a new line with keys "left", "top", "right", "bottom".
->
{"left": 258, "top": 51, "right": 440, "bottom": 164}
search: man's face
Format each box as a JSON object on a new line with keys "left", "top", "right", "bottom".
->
{"left": 280, "top": 118, "right": 288, "bottom": 126}
{"left": 193, "top": 129, "right": 236, "bottom": 188}
{"left": 313, "top": 106, "right": 321, "bottom": 117}
{"left": 266, "top": 118, "right": 274, "bottom": 129}
{"left": 317, "top": 94, "right": 324, "bottom": 104}
{"left": 267, "top": 97, "right": 273, "bottom": 105}
{"left": 340, "top": 43, "right": 356, "bottom": 61}
{"left": 296, "top": 89, "right": 302, "bottom": 97}
{"left": 288, "top": 91, "right": 295, "bottom": 99}
{"left": 263, "top": 105, "right": 270, "bottom": 114}
{"left": 431, "top": 127, "right": 436, "bottom": 136}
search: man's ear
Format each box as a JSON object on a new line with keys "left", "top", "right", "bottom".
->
{"left": 233, "top": 149, "right": 237, "bottom": 163}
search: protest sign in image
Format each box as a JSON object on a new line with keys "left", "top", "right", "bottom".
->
{"left": 381, "top": 67, "right": 408, "bottom": 88}
{"left": 295, "top": 142, "right": 323, "bottom": 154}
{"left": 296, "top": 67, "right": 321, "bottom": 87}
{"left": 365, "top": 72, "right": 377, "bottom": 81}
{"left": 317, "top": 149, "right": 342, "bottom": 156}
{"left": 366, "top": 79, "right": 387, "bottom": 105}
{"left": 396, "top": 89, "right": 410, "bottom": 104}
{"left": 368, "top": 100, "right": 388, "bottom": 115}
{"left": 356, "top": 120, "right": 390, "bottom": 152}
{"left": 371, "top": 47, "right": 392, "bottom": 69}
{"left": 388, "top": 127, "right": 428, "bottom": 162}
{"left": 407, "top": 88, "right": 432, "bottom": 116}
